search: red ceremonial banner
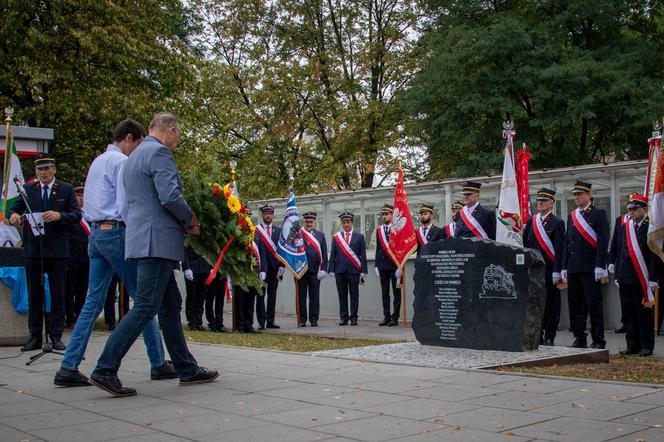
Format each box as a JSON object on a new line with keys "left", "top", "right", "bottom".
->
{"left": 387, "top": 169, "right": 417, "bottom": 268}
{"left": 516, "top": 147, "right": 531, "bottom": 225}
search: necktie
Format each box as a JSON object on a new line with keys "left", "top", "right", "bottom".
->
{"left": 423, "top": 227, "right": 428, "bottom": 238}
{"left": 267, "top": 225, "right": 271, "bottom": 237}
{"left": 384, "top": 225, "right": 389, "bottom": 240}
{"left": 345, "top": 232, "right": 350, "bottom": 244}
{"left": 42, "top": 185, "right": 49, "bottom": 209}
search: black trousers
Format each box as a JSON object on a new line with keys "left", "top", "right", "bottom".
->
{"left": 104, "top": 274, "right": 129, "bottom": 326}
{"left": 541, "top": 275, "right": 561, "bottom": 341}
{"left": 379, "top": 269, "right": 401, "bottom": 321}
{"left": 619, "top": 283, "right": 654, "bottom": 352}
{"left": 257, "top": 267, "right": 279, "bottom": 325}
{"left": 25, "top": 257, "right": 67, "bottom": 339}
{"left": 568, "top": 272, "right": 605, "bottom": 344}
{"left": 65, "top": 262, "right": 89, "bottom": 325}
{"left": 205, "top": 277, "right": 224, "bottom": 328}
{"left": 335, "top": 272, "right": 360, "bottom": 321}
{"left": 234, "top": 285, "right": 257, "bottom": 331}
{"left": 184, "top": 275, "right": 207, "bottom": 328}
{"left": 297, "top": 272, "right": 320, "bottom": 324}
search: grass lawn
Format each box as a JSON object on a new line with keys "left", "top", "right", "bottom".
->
{"left": 94, "top": 319, "right": 402, "bottom": 352}
{"left": 496, "top": 355, "right": 664, "bottom": 385}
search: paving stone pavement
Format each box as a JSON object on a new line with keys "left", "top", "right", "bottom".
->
{"left": 1, "top": 332, "right": 663, "bottom": 442}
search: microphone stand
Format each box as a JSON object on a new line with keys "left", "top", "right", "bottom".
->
{"left": 14, "top": 180, "right": 64, "bottom": 365}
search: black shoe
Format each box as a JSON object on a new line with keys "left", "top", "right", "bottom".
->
{"left": 388, "top": 320, "right": 398, "bottom": 327}
{"left": 211, "top": 325, "right": 228, "bottom": 333}
{"left": 50, "top": 336, "right": 66, "bottom": 351}
{"left": 614, "top": 326, "right": 626, "bottom": 334}
{"left": 378, "top": 319, "right": 390, "bottom": 326}
{"left": 89, "top": 374, "right": 137, "bottom": 398}
{"left": 590, "top": 341, "right": 606, "bottom": 349}
{"left": 570, "top": 338, "right": 587, "bottom": 348}
{"left": 246, "top": 327, "right": 258, "bottom": 333}
{"left": 20, "top": 336, "right": 41, "bottom": 352}
{"left": 151, "top": 360, "right": 178, "bottom": 380}
{"left": 310, "top": 322, "right": 318, "bottom": 327}
{"left": 619, "top": 348, "right": 640, "bottom": 356}
{"left": 266, "top": 323, "right": 280, "bottom": 329}
{"left": 639, "top": 349, "right": 653, "bottom": 357}
{"left": 258, "top": 324, "right": 265, "bottom": 330}
{"left": 179, "top": 367, "right": 219, "bottom": 386}
{"left": 338, "top": 320, "right": 348, "bottom": 326}
{"left": 106, "top": 322, "right": 115, "bottom": 331}
{"left": 54, "top": 368, "right": 91, "bottom": 387}
{"left": 298, "top": 323, "right": 307, "bottom": 327}
{"left": 350, "top": 319, "right": 358, "bottom": 326}
{"left": 541, "top": 339, "right": 555, "bottom": 346}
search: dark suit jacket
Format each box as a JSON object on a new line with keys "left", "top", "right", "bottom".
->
{"left": 608, "top": 215, "right": 627, "bottom": 266}
{"left": 9, "top": 179, "right": 81, "bottom": 258}
{"left": 562, "top": 204, "right": 610, "bottom": 273}
{"left": 303, "top": 229, "right": 328, "bottom": 274}
{"left": 375, "top": 224, "right": 397, "bottom": 271}
{"left": 183, "top": 245, "right": 212, "bottom": 274}
{"left": 253, "top": 237, "right": 268, "bottom": 275}
{"left": 416, "top": 224, "right": 444, "bottom": 256}
{"left": 67, "top": 223, "right": 89, "bottom": 264}
{"left": 523, "top": 212, "right": 565, "bottom": 274}
{"left": 257, "top": 223, "right": 283, "bottom": 271}
{"left": 614, "top": 217, "right": 658, "bottom": 285}
{"left": 454, "top": 204, "right": 496, "bottom": 240}
{"left": 328, "top": 231, "right": 368, "bottom": 275}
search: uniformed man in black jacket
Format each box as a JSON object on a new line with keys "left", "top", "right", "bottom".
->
{"left": 416, "top": 204, "right": 444, "bottom": 255}
{"left": 65, "top": 185, "right": 90, "bottom": 328}
{"left": 235, "top": 208, "right": 266, "bottom": 333}
{"left": 183, "top": 245, "right": 226, "bottom": 332}
{"left": 375, "top": 204, "right": 400, "bottom": 326}
{"left": 608, "top": 212, "right": 630, "bottom": 334}
{"left": 611, "top": 193, "right": 658, "bottom": 357}
{"left": 441, "top": 201, "right": 463, "bottom": 240}
{"left": 9, "top": 154, "right": 82, "bottom": 351}
{"left": 523, "top": 188, "right": 565, "bottom": 346}
{"left": 561, "top": 181, "right": 610, "bottom": 349}
{"left": 298, "top": 212, "right": 328, "bottom": 327}
{"left": 256, "top": 204, "right": 284, "bottom": 329}
{"left": 454, "top": 181, "right": 496, "bottom": 240}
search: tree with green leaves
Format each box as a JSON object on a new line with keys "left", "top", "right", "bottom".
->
{"left": 404, "top": 0, "right": 664, "bottom": 179}
{"left": 184, "top": 0, "right": 425, "bottom": 197}
{"left": 0, "top": 0, "right": 198, "bottom": 183}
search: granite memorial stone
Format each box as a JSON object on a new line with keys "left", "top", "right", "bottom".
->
{"left": 412, "top": 237, "right": 545, "bottom": 352}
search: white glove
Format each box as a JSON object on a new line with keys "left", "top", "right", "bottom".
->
{"left": 360, "top": 273, "right": 367, "bottom": 279}
{"left": 552, "top": 272, "right": 561, "bottom": 285}
{"left": 277, "top": 267, "right": 285, "bottom": 278}
{"left": 259, "top": 272, "right": 266, "bottom": 281}
{"left": 561, "top": 270, "right": 568, "bottom": 283}
{"left": 374, "top": 267, "right": 380, "bottom": 277}
{"left": 594, "top": 267, "right": 604, "bottom": 282}
{"left": 329, "top": 272, "right": 335, "bottom": 277}
{"left": 649, "top": 281, "right": 659, "bottom": 290}
{"left": 317, "top": 270, "right": 327, "bottom": 279}
{"left": 608, "top": 264, "right": 615, "bottom": 274}
{"left": 614, "top": 279, "right": 620, "bottom": 288}
{"left": 395, "top": 268, "right": 403, "bottom": 279}
{"left": 184, "top": 269, "right": 194, "bottom": 281}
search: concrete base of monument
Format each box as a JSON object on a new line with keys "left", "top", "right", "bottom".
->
{"left": 313, "top": 342, "right": 609, "bottom": 370}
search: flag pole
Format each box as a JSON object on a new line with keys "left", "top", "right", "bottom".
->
{"left": 396, "top": 157, "right": 409, "bottom": 327}
{"left": 230, "top": 160, "right": 238, "bottom": 333}
{"left": 2, "top": 107, "right": 14, "bottom": 221}
{"left": 287, "top": 169, "right": 301, "bottom": 328}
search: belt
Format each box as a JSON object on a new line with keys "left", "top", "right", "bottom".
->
{"left": 92, "top": 220, "right": 126, "bottom": 227}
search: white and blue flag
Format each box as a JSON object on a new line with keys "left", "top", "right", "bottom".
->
{"left": 276, "top": 187, "right": 308, "bottom": 279}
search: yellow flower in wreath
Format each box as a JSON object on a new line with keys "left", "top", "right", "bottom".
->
{"left": 227, "top": 194, "right": 241, "bottom": 213}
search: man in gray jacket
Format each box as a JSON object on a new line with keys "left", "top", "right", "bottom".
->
{"left": 89, "top": 112, "right": 218, "bottom": 397}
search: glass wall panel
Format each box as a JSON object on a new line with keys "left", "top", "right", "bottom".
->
{"left": 328, "top": 199, "right": 361, "bottom": 241}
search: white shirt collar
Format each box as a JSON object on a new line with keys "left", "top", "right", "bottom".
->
{"left": 578, "top": 202, "right": 591, "bottom": 213}
{"left": 539, "top": 210, "right": 552, "bottom": 219}
{"left": 342, "top": 229, "right": 353, "bottom": 236}
{"left": 40, "top": 178, "right": 55, "bottom": 189}
{"left": 467, "top": 201, "right": 479, "bottom": 212}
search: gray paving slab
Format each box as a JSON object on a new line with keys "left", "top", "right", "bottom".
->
{"left": 487, "top": 377, "right": 587, "bottom": 394}
{"left": 259, "top": 383, "right": 357, "bottom": 400}
{"left": 104, "top": 433, "right": 185, "bottom": 442}
{"left": 29, "top": 419, "right": 157, "bottom": 442}
{"left": 435, "top": 406, "right": 556, "bottom": 432}
{"left": 433, "top": 371, "right": 525, "bottom": 388}
{"left": 182, "top": 392, "right": 312, "bottom": 416}
{"left": 402, "top": 384, "right": 505, "bottom": 402}
{"left": 612, "top": 406, "right": 664, "bottom": 427}
{"left": 535, "top": 398, "right": 658, "bottom": 421}
{"left": 396, "top": 425, "right": 533, "bottom": 441}
{"left": 554, "top": 382, "right": 661, "bottom": 402}
{"left": 0, "top": 408, "right": 108, "bottom": 431}
{"left": 102, "top": 403, "right": 219, "bottom": 425}
{"left": 0, "top": 397, "right": 70, "bottom": 417}
{"left": 510, "top": 416, "right": 646, "bottom": 442}
{"left": 461, "top": 389, "right": 586, "bottom": 412}
{"left": 254, "top": 404, "right": 375, "bottom": 428}
{"left": 625, "top": 389, "right": 664, "bottom": 406}
{"left": 145, "top": 411, "right": 260, "bottom": 438}
{"left": 197, "top": 422, "right": 338, "bottom": 442}
{"left": 364, "top": 398, "right": 481, "bottom": 421}
{"left": 0, "top": 423, "right": 46, "bottom": 442}
{"left": 606, "top": 426, "right": 664, "bottom": 441}
{"left": 306, "top": 390, "right": 415, "bottom": 409}
{"left": 313, "top": 414, "right": 439, "bottom": 441}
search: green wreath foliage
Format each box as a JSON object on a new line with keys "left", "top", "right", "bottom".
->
{"left": 182, "top": 169, "right": 262, "bottom": 293}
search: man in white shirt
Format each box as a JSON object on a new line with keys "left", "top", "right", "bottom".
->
{"left": 54, "top": 119, "right": 174, "bottom": 387}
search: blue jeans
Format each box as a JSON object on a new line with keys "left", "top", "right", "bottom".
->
{"left": 61, "top": 224, "right": 165, "bottom": 371}
{"left": 92, "top": 258, "right": 198, "bottom": 379}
